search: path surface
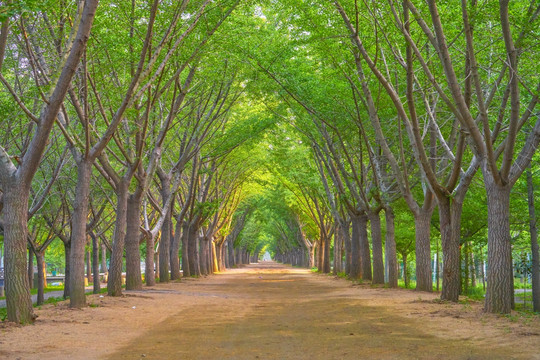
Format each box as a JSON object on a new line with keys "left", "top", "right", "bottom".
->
{"left": 1, "top": 262, "right": 538, "bottom": 359}
{"left": 0, "top": 286, "right": 95, "bottom": 308}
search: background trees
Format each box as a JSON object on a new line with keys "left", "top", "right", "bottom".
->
{"left": 0, "top": 0, "right": 538, "bottom": 324}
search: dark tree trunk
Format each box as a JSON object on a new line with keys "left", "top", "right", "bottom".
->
{"left": 384, "top": 207, "right": 398, "bottom": 288}
{"left": 70, "top": 161, "right": 92, "bottom": 308}
{"left": 36, "top": 251, "right": 45, "bottom": 306}
{"left": 527, "top": 169, "right": 540, "bottom": 312}
{"left": 108, "top": 180, "right": 129, "bottom": 297}
{"left": 159, "top": 200, "right": 172, "bottom": 283}
{"left": 91, "top": 232, "right": 100, "bottom": 294}
{"left": 368, "top": 210, "right": 384, "bottom": 284}
{"left": 182, "top": 222, "right": 191, "bottom": 277}
{"left": 438, "top": 197, "right": 461, "bottom": 301}
{"left": 101, "top": 242, "right": 107, "bottom": 274}
{"left": 3, "top": 183, "right": 35, "bottom": 323}
{"left": 323, "top": 233, "right": 331, "bottom": 273}
{"left": 200, "top": 237, "right": 209, "bottom": 276}
{"left": 484, "top": 178, "right": 514, "bottom": 313}
{"left": 86, "top": 250, "right": 91, "bottom": 285}
{"left": 350, "top": 214, "right": 362, "bottom": 279}
{"left": 358, "top": 214, "right": 372, "bottom": 281}
{"left": 145, "top": 233, "right": 156, "bottom": 286}
{"left": 28, "top": 248, "right": 34, "bottom": 289}
{"left": 170, "top": 219, "right": 182, "bottom": 280}
{"left": 187, "top": 224, "right": 200, "bottom": 276}
{"left": 63, "top": 241, "right": 71, "bottom": 299}
{"left": 414, "top": 210, "right": 433, "bottom": 292}
{"left": 343, "top": 221, "right": 351, "bottom": 275}
{"left": 403, "top": 252, "right": 409, "bottom": 288}
{"left": 125, "top": 192, "right": 143, "bottom": 290}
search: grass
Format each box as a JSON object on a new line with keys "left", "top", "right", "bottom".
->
{"left": 0, "top": 285, "right": 65, "bottom": 301}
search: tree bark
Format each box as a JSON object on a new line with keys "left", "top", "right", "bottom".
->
{"left": 484, "top": 175, "right": 514, "bottom": 313}
{"left": 182, "top": 222, "right": 191, "bottom": 277}
{"left": 101, "top": 242, "right": 108, "bottom": 274}
{"left": 350, "top": 214, "right": 362, "bottom": 279}
{"left": 323, "top": 233, "right": 331, "bottom": 273}
{"left": 159, "top": 200, "right": 172, "bottom": 283}
{"left": 69, "top": 161, "right": 92, "bottom": 308}
{"left": 3, "top": 184, "right": 34, "bottom": 323}
{"left": 368, "top": 210, "right": 384, "bottom": 284}
{"left": 36, "top": 251, "right": 45, "bottom": 306}
{"left": 63, "top": 241, "right": 71, "bottom": 299}
{"left": 358, "top": 214, "right": 372, "bottom": 281}
{"left": 414, "top": 211, "right": 433, "bottom": 292}
{"left": 108, "top": 180, "right": 130, "bottom": 297}
{"left": 91, "top": 232, "right": 100, "bottom": 294}
{"left": 125, "top": 192, "right": 142, "bottom": 290}
{"left": 28, "top": 248, "right": 34, "bottom": 290}
{"left": 187, "top": 224, "right": 200, "bottom": 276}
{"left": 438, "top": 197, "right": 461, "bottom": 301}
{"left": 385, "top": 207, "right": 398, "bottom": 288}
{"left": 170, "top": 219, "right": 182, "bottom": 280}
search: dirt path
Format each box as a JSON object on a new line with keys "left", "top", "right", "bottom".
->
{"left": 1, "top": 262, "right": 539, "bottom": 359}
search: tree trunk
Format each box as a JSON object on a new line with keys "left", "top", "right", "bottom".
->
{"left": 86, "top": 250, "right": 91, "bottom": 285}
{"left": 159, "top": 200, "right": 172, "bottom": 283}
{"left": 358, "top": 214, "right": 372, "bottom": 281}
{"left": 323, "top": 233, "right": 331, "bottom": 273}
{"left": 69, "top": 161, "right": 92, "bottom": 308}
{"left": 92, "top": 232, "right": 100, "bottom": 294}
{"left": 108, "top": 180, "right": 130, "bottom": 297}
{"left": 343, "top": 221, "right": 351, "bottom": 275}
{"left": 3, "top": 184, "right": 34, "bottom": 323}
{"left": 350, "top": 214, "right": 362, "bottom": 279}
{"left": 125, "top": 192, "right": 143, "bottom": 290}
{"left": 368, "top": 210, "right": 384, "bottom": 284}
{"left": 28, "top": 248, "right": 34, "bottom": 290}
{"left": 403, "top": 252, "right": 409, "bottom": 288}
{"left": 182, "top": 222, "right": 191, "bottom": 277}
{"left": 484, "top": 177, "right": 514, "bottom": 313}
{"left": 145, "top": 231, "right": 156, "bottom": 286}
{"left": 101, "top": 242, "right": 107, "bottom": 274}
{"left": 200, "top": 237, "right": 209, "bottom": 276}
{"left": 438, "top": 197, "right": 461, "bottom": 301}
{"left": 36, "top": 251, "right": 45, "bottom": 306}
{"left": 63, "top": 240, "right": 71, "bottom": 299}
{"left": 170, "top": 219, "right": 182, "bottom": 280}
{"left": 188, "top": 224, "right": 200, "bottom": 276}
{"left": 527, "top": 169, "right": 540, "bottom": 312}
{"left": 385, "top": 207, "right": 398, "bottom": 288}
{"left": 414, "top": 210, "right": 433, "bottom": 292}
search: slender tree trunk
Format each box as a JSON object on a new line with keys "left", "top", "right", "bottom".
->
{"left": 484, "top": 177, "right": 514, "bottom": 313}
{"left": 63, "top": 241, "right": 71, "bottom": 299}
{"left": 101, "top": 242, "right": 107, "bottom": 274}
{"left": 125, "top": 192, "right": 143, "bottom": 290}
{"left": 438, "top": 197, "right": 461, "bottom": 301}
{"left": 333, "top": 227, "right": 341, "bottom": 275}
{"left": 323, "top": 233, "right": 331, "bottom": 273}
{"left": 86, "top": 250, "right": 91, "bottom": 285}
{"left": 70, "top": 161, "right": 92, "bottom": 308}
{"left": 527, "top": 169, "right": 540, "bottom": 312}
{"left": 28, "top": 248, "right": 34, "bottom": 289}
{"left": 159, "top": 202, "right": 172, "bottom": 283}
{"left": 182, "top": 222, "right": 191, "bottom": 277}
{"left": 343, "top": 221, "right": 351, "bottom": 275}
{"left": 368, "top": 210, "right": 384, "bottom": 284}
{"left": 170, "top": 219, "right": 182, "bottom": 280}
{"left": 200, "top": 237, "right": 209, "bottom": 276}
{"left": 350, "top": 214, "right": 362, "bottom": 279}
{"left": 358, "top": 214, "right": 372, "bottom": 281}
{"left": 188, "top": 224, "right": 200, "bottom": 276}
{"left": 91, "top": 232, "right": 100, "bottom": 294}
{"left": 414, "top": 211, "right": 433, "bottom": 292}
{"left": 385, "top": 207, "right": 398, "bottom": 288}
{"left": 403, "top": 252, "right": 409, "bottom": 288}
{"left": 145, "top": 232, "right": 156, "bottom": 286}
{"left": 108, "top": 180, "right": 129, "bottom": 297}
{"left": 36, "top": 251, "right": 45, "bottom": 306}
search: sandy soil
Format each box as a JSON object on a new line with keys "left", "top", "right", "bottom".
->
{"left": 1, "top": 262, "right": 539, "bottom": 359}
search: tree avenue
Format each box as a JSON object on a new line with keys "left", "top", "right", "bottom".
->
{"left": 0, "top": 0, "right": 538, "bottom": 328}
